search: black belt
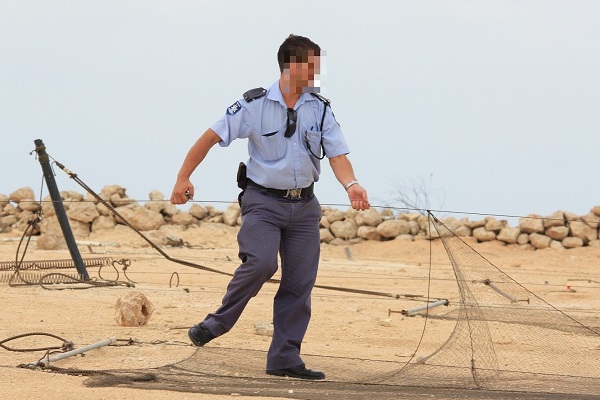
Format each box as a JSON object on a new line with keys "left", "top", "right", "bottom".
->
{"left": 247, "top": 179, "right": 314, "bottom": 199}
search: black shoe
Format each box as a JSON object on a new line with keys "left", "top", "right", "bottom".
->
{"left": 188, "top": 323, "right": 215, "bottom": 347}
{"left": 266, "top": 364, "right": 325, "bottom": 380}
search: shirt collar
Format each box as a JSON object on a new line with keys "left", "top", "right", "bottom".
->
{"left": 267, "top": 80, "right": 316, "bottom": 109}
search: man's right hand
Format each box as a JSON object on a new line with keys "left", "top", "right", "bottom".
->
{"left": 170, "top": 180, "right": 194, "bottom": 204}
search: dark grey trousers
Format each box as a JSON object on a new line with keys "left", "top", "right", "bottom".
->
{"left": 202, "top": 185, "right": 322, "bottom": 370}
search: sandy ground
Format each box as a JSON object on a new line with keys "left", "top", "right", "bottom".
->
{"left": 1, "top": 222, "right": 599, "bottom": 400}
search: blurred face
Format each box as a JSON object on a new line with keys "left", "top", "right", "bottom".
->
{"left": 284, "top": 50, "right": 321, "bottom": 94}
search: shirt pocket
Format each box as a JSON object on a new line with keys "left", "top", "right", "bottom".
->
{"left": 254, "top": 127, "right": 287, "bottom": 161}
{"left": 303, "top": 126, "right": 323, "bottom": 158}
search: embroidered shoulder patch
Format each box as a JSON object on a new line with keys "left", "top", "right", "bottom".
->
{"left": 226, "top": 101, "right": 242, "bottom": 115}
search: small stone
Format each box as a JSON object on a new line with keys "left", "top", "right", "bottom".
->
{"left": 115, "top": 291, "right": 154, "bottom": 327}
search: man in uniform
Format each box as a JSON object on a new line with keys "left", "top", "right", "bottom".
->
{"left": 170, "top": 34, "right": 369, "bottom": 380}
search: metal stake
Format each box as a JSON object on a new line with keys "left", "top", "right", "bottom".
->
{"left": 29, "top": 337, "right": 117, "bottom": 368}
{"left": 34, "top": 139, "right": 89, "bottom": 280}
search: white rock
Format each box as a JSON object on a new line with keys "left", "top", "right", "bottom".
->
{"left": 114, "top": 291, "right": 154, "bottom": 327}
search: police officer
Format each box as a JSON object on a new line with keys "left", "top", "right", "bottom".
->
{"left": 170, "top": 34, "right": 369, "bottom": 380}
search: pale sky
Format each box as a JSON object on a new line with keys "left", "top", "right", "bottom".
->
{"left": 2, "top": 1, "right": 599, "bottom": 222}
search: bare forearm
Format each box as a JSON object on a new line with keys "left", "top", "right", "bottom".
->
{"left": 177, "top": 129, "right": 222, "bottom": 181}
{"left": 329, "top": 154, "right": 370, "bottom": 210}
{"left": 328, "top": 154, "right": 357, "bottom": 188}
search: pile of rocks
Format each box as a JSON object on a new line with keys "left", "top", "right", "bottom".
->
{"left": 1, "top": 186, "right": 599, "bottom": 251}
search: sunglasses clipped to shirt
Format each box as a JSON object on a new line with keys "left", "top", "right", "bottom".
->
{"left": 285, "top": 108, "right": 297, "bottom": 138}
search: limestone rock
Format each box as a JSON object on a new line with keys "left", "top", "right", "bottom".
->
{"left": 465, "top": 219, "right": 486, "bottom": 229}
{"left": 569, "top": 220, "right": 598, "bottom": 244}
{"left": 0, "top": 194, "right": 9, "bottom": 208}
{"left": 472, "top": 227, "right": 496, "bottom": 242}
{"left": 3, "top": 203, "right": 18, "bottom": 215}
{"left": 357, "top": 225, "right": 382, "bottom": 241}
{"left": 408, "top": 220, "right": 421, "bottom": 236}
{"left": 19, "top": 198, "right": 40, "bottom": 212}
{"left": 545, "top": 226, "right": 569, "bottom": 241}
{"left": 320, "top": 228, "right": 335, "bottom": 243}
{"left": 254, "top": 321, "right": 274, "bottom": 337}
{"left": 544, "top": 211, "right": 565, "bottom": 228}
{"left": 189, "top": 204, "right": 208, "bottom": 220}
{"left": 96, "top": 202, "right": 111, "bottom": 216}
{"left": 320, "top": 215, "right": 330, "bottom": 229}
{"left": 0, "top": 215, "right": 17, "bottom": 230}
{"left": 37, "top": 233, "right": 66, "bottom": 250}
{"left": 114, "top": 291, "right": 154, "bottom": 327}
{"left": 9, "top": 187, "right": 35, "bottom": 203}
{"left": 67, "top": 201, "right": 100, "bottom": 223}
{"left": 354, "top": 208, "right": 383, "bottom": 227}
{"left": 395, "top": 234, "right": 414, "bottom": 241}
{"left": 397, "top": 213, "right": 422, "bottom": 222}
{"left": 171, "top": 211, "right": 196, "bottom": 226}
{"left": 549, "top": 240, "right": 565, "bottom": 250}
{"left": 162, "top": 203, "right": 179, "bottom": 217}
{"left": 484, "top": 217, "right": 506, "bottom": 232}
{"left": 562, "top": 236, "right": 584, "bottom": 249}
{"left": 92, "top": 215, "right": 117, "bottom": 232}
{"left": 517, "top": 233, "right": 529, "bottom": 245}
{"left": 454, "top": 225, "right": 472, "bottom": 237}
{"left": 223, "top": 203, "right": 241, "bottom": 226}
{"left": 519, "top": 214, "right": 544, "bottom": 234}
{"left": 84, "top": 192, "right": 99, "bottom": 204}
{"left": 115, "top": 206, "right": 165, "bottom": 231}
{"left": 111, "top": 193, "right": 135, "bottom": 207}
{"left": 330, "top": 219, "right": 358, "bottom": 240}
{"left": 145, "top": 201, "right": 166, "bottom": 214}
{"left": 380, "top": 208, "right": 395, "bottom": 220}
{"left": 497, "top": 227, "right": 520, "bottom": 244}
{"left": 61, "top": 190, "right": 84, "bottom": 202}
{"left": 592, "top": 205, "right": 600, "bottom": 217}
{"left": 582, "top": 212, "right": 600, "bottom": 229}
{"left": 326, "top": 209, "right": 345, "bottom": 223}
{"left": 101, "top": 185, "right": 126, "bottom": 198}
{"left": 376, "top": 219, "right": 410, "bottom": 239}
{"left": 148, "top": 190, "right": 164, "bottom": 201}
{"left": 417, "top": 215, "right": 429, "bottom": 231}
{"left": 529, "top": 233, "right": 551, "bottom": 249}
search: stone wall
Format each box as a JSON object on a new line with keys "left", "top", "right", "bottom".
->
{"left": 1, "top": 186, "right": 599, "bottom": 251}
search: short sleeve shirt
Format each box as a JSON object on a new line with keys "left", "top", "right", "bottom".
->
{"left": 210, "top": 81, "right": 349, "bottom": 190}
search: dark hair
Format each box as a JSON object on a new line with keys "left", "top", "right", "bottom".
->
{"left": 277, "top": 34, "right": 321, "bottom": 73}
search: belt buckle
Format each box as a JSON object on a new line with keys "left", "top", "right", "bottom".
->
{"left": 285, "top": 188, "right": 302, "bottom": 198}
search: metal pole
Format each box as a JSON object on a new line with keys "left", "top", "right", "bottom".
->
{"left": 483, "top": 279, "right": 517, "bottom": 303}
{"left": 33, "top": 139, "right": 89, "bottom": 280}
{"left": 29, "top": 337, "right": 117, "bottom": 367}
{"left": 400, "top": 299, "right": 449, "bottom": 316}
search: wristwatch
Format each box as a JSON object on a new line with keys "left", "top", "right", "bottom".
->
{"left": 344, "top": 180, "right": 359, "bottom": 191}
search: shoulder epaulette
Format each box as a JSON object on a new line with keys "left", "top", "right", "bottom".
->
{"left": 243, "top": 87, "right": 267, "bottom": 103}
{"left": 311, "top": 92, "right": 331, "bottom": 106}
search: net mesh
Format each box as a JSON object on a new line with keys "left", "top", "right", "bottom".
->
{"left": 81, "top": 212, "right": 600, "bottom": 398}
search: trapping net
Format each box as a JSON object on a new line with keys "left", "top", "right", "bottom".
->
{"left": 81, "top": 212, "right": 600, "bottom": 398}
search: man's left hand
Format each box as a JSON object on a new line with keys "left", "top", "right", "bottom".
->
{"left": 347, "top": 185, "right": 370, "bottom": 211}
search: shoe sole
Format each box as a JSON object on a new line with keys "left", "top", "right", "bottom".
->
{"left": 266, "top": 370, "right": 325, "bottom": 380}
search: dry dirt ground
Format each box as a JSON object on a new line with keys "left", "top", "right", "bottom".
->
{"left": 1, "top": 222, "right": 599, "bottom": 400}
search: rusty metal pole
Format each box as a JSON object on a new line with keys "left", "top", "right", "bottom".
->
{"left": 33, "top": 139, "right": 89, "bottom": 280}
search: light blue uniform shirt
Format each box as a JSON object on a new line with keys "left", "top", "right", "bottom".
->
{"left": 210, "top": 81, "right": 350, "bottom": 190}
